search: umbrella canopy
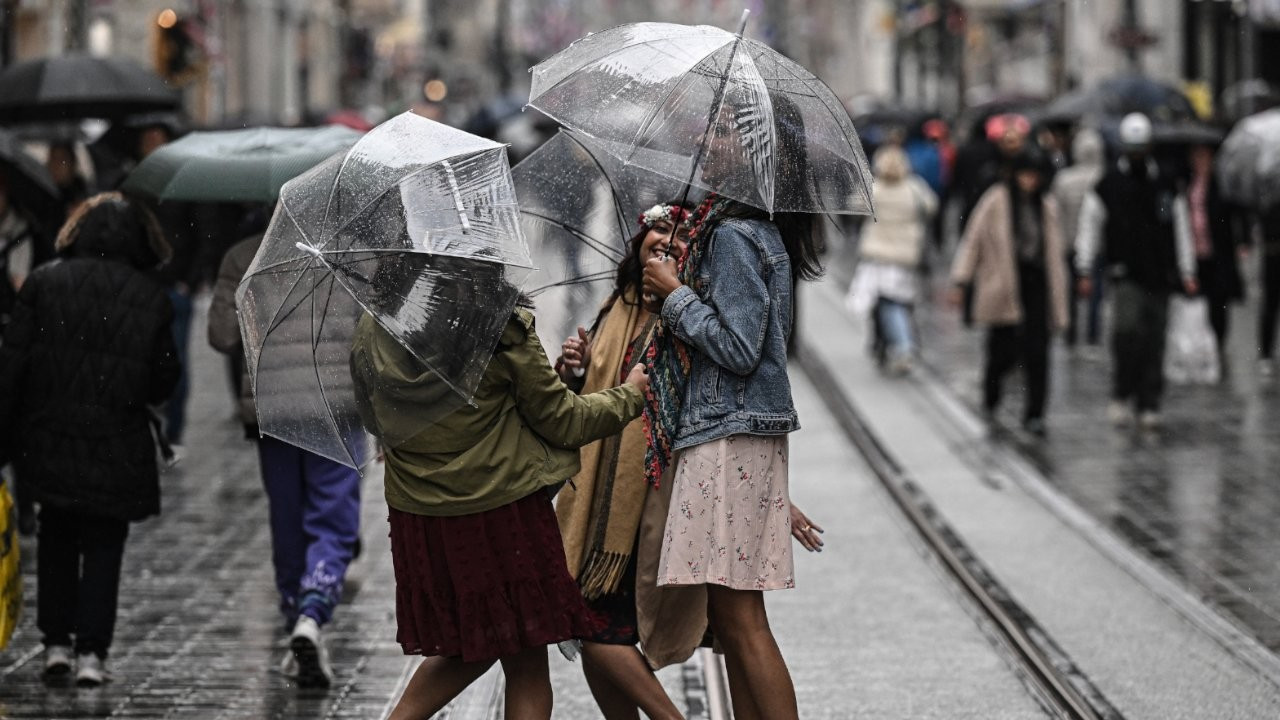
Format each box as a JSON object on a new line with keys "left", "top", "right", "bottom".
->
{"left": 514, "top": 130, "right": 692, "bottom": 358}
{"left": 0, "top": 54, "right": 180, "bottom": 124}
{"left": 0, "top": 130, "right": 59, "bottom": 211}
{"left": 1037, "top": 74, "right": 1197, "bottom": 126}
{"left": 1217, "top": 109, "right": 1280, "bottom": 209}
{"left": 236, "top": 111, "right": 532, "bottom": 468}
{"left": 527, "top": 15, "right": 873, "bottom": 216}
{"left": 121, "top": 125, "right": 364, "bottom": 203}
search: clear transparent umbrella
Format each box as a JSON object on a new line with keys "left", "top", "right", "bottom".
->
{"left": 1217, "top": 108, "right": 1280, "bottom": 209}
{"left": 514, "top": 129, "right": 692, "bottom": 356}
{"left": 236, "top": 111, "right": 532, "bottom": 468}
{"left": 527, "top": 12, "right": 873, "bottom": 216}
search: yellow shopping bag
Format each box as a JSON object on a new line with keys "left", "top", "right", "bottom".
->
{"left": 0, "top": 481, "right": 20, "bottom": 650}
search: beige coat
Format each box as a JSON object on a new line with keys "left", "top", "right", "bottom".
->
{"left": 951, "top": 185, "right": 1069, "bottom": 331}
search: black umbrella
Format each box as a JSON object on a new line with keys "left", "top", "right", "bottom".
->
{"left": 0, "top": 54, "right": 180, "bottom": 124}
{"left": 1037, "top": 74, "right": 1196, "bottom": 126}
{"left": 0, "top": 130, "right": 59, "bottom": 218}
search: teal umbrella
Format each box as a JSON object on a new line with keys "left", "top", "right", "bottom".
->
{"left": 121, "top": 125, "right": 363, "bottom": 202}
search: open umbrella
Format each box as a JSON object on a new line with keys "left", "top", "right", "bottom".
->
{"left": 1217, "top": 109, "right": 1280, "bottom": 208}
{"left": 0, "top": 130, "right": 59, "bottom": 215}
{"left": 1037, "top": 74, "right": 1196, "bottom": 126}
{"left": 527, "top": 13, "right": 873, "bottom": 216}
{"left": 121, "top": 125, "right": 364, "bottom": 203}
{"left": 0, "top": 55, "right": 180, "bottom": 124}
{"left": 514, "top": 129, "right": 691, "bottom": 357}
{"left": 236, "top": 111, "right": 532, "bottom": 468}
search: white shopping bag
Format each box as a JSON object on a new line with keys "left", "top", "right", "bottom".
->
{"left": 1163, "top": 296, "right": 1220, "bottom": 385}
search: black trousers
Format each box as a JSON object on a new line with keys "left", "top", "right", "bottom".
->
{"left": 1110, "top": 280, "right": 1169, "bottom": 412}
{"left": 37, "top": 505, "right": 129, "bottom": 659}
{"left": 1261, "top": 249, "right": 1280, "bottom": 360}
{"left": 983, "top": 264, "right": 1050, "bottom": 422}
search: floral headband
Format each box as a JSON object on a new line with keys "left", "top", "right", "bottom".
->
{"left": 638, "top": 203, "right": 689, "bottom": 228}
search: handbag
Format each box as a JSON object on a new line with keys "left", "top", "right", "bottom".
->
{"left": 1163, "top": 296, "right": 1220, "bottom": 384}
{"left": 0, "top": 479, "right": 20, "bottom": 650}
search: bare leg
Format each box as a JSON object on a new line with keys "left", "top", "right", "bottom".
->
{"left": 500, "top": 646, "right": 553, "bottom": 720}
{"left": 706, "top": 585, "right": 798, "bottom": 720}
{"left": 583, "top": 654, "right": 642, "bottom": 720}
{"left": 388, "top": 656, "right": 494, "bottom": 720}
{"left": 581, "top": 641, "right": 684, "bottom": 720}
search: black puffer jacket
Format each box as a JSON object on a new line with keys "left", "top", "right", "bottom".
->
{"left": 0, "top": 194, "right": 179, "bottom": 522}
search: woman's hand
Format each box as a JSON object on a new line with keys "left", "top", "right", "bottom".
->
{"left": 556, "top": 326, "right": 592, "bottom": 382}
{"left": 624, "top": 363, "right": 650, "bottom": 395}
{"left": 643, "top": 255, "right": 682, "bottom": 300}
{"left": 790, "top": 503, "right": 824, "bottom": 552}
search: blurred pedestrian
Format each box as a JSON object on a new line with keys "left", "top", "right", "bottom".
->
{"left": 0, "top": 192, "right": 179, "bottom": 687}
{"left": 207, "top": 217, "right": 361, "bottom": 689}
{"left": 136, "top": 124, "right": 200, "bottom": 451}
{"left": 1049, "top": 128, "right": 1106, "bottom": 349}
{"left": 847, "top": 146, "right": 938, "bottom": 374}
{"left": 950, "top": 150, "right": 1069, "bottom": 436}
{"left": 1257, "top": 204, "right": 1280, "bottom": 379}
{"left": 45, "top": 142, "right": 89, "bottom": 222}
{"left": 350, "top": 281, "right": 650, "bottom": 720}
{"left": 1180, "top": 143, "right": 1245, "bottom": 353}
{"left": 1075, "top": 113, "right": 1197, "bottom": 429}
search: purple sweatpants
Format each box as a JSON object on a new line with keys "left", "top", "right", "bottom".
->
{"left": 257, "top": 436, "right": 361, "bottom": 628}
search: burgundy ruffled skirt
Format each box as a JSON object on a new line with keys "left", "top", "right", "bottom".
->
{"left": 388, "top": 489, "right": 602, "bottom": 662}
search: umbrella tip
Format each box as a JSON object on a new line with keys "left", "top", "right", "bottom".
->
{"left": 295, "top": 242, "right": 322, "bottom": 259}
{"left": 737, "top": 8, "right": 751, "bottom": 36}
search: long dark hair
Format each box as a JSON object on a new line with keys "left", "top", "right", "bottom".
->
{"left": 612, "top": 198, "right": 695, "bottom": 307}
{"left": 768, "top": 93, "right": 824, "bottom": 282}
{"left": 699, "top": 201, "right": 822, "bottom": 285}
{"left": 1005, "top": 154, "right": 1048, "bottom": 236}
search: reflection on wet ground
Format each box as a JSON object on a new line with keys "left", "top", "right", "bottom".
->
{"left": 828, "top": 239, "right": 1280, "bottom": 653}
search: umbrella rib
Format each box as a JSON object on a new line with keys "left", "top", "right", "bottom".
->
{"left": 528, "top": 270, "right": 617, "bottom": 296}
{"left": 618, "top": 43, "right": 730, "bottom": 167}
{"left": 522, "top": 208, "right": 626, "bottom": 262}
{"left": 530, "top": 36, "right": 721, "bottom": 107}
{"left": 680, "top": 31, "right": 749, "bottom": 207}
{"left": 248, "top": 257, "right": 321, "bottom": 389}
{"left": 562, "top": 132, "right": 638, "bottom": 241}
{"left": 309, "top": 274, "right": 359, "bottom": 469}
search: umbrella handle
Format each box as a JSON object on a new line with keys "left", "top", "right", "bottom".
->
{"left": 441, "top": 160, "right": 472, "bottom": 234}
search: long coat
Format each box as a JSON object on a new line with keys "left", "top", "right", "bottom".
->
{"left": 951, "top": 184, "right": 1070, "bottom": 332}
{"left": 0, "top": 196, "right": 179, "bottom": 522}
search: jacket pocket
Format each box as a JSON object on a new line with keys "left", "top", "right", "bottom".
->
{"left": 699, "top": 365, "right": 721, "bottom": 403}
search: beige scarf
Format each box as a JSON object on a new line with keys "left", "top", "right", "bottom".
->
{"left": 556, "top": 294, "right": 656, "bottom": 599}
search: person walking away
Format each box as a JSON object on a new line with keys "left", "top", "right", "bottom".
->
{"left": 848, "top": 146, "right": 938, "bottom": 374}
{"left": 350, "top": 278, "right": 651, "bottom": 720}
{"left": 1257, "top": 204, "right": 1280, "bottom": 380}
{"left": 1075, "top": 113, "right": 1197, "bottom": 429}
{"left": 136, "top": 124, "right": 201, "bottom": 452}
{"left": 1181, "top": 143, "right": 1245, "bottom": 354}
{"left": 949, "top": 150, "right": 1069, "bottom": 436}
{"left": 0, "top": 193, "right": 179, "bottom": 686}
{"left": 1049, "top": 128, "right": 1106, "bottom": 349}
{"left": 208, "top": 223, "right": 361, "bottom": 688}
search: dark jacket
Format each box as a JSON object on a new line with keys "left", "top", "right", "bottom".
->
{"left": 0, "top": 195, "right": 179, "bottom": 522}
{"left": 1095, "top": 156, "right": 1182, "bottom": 292}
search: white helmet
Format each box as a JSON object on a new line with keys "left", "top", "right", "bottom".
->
{"left": 1119, "top": 112, "right": 1152, "bottom": 148}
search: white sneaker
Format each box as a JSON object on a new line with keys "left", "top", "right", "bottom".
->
{"left": 43, "top": 645, "right": 73, "bottom": 676}
{"left": 278, "top": 649, "right": 300, "bottom": 678}
{"left": 289, "top": 616, "right": 333, "bottom": 688}
{"left": 75, "top": 653, "right": 109, "bottom": 687}
{"left": 1107, "top": 401, "right": 1133, "bottom": 427}
{"left": 1138, "top": 411, "right": 1162, "bottom": 430}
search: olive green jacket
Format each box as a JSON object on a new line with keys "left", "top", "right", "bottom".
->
{"left": 350, "top": 308, "right": 644, "bottom": 517}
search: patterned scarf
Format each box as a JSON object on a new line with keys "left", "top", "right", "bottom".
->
{"left": 640, "top": 194, "right": 731, "bottom": 488}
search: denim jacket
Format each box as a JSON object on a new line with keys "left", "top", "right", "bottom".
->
{"left": 661, "top": 218, "right": 800, "bottom": 450}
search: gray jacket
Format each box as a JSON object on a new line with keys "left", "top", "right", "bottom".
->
{"left": 1050, "top": 128, "right": 1105, "bottom": 251}
{"left": 661, "top": 218, "right": 799, "bottom": 449}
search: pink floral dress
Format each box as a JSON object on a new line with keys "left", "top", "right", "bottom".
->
{"left": 657, "top": 434, "right": 794, "bottom": 591}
